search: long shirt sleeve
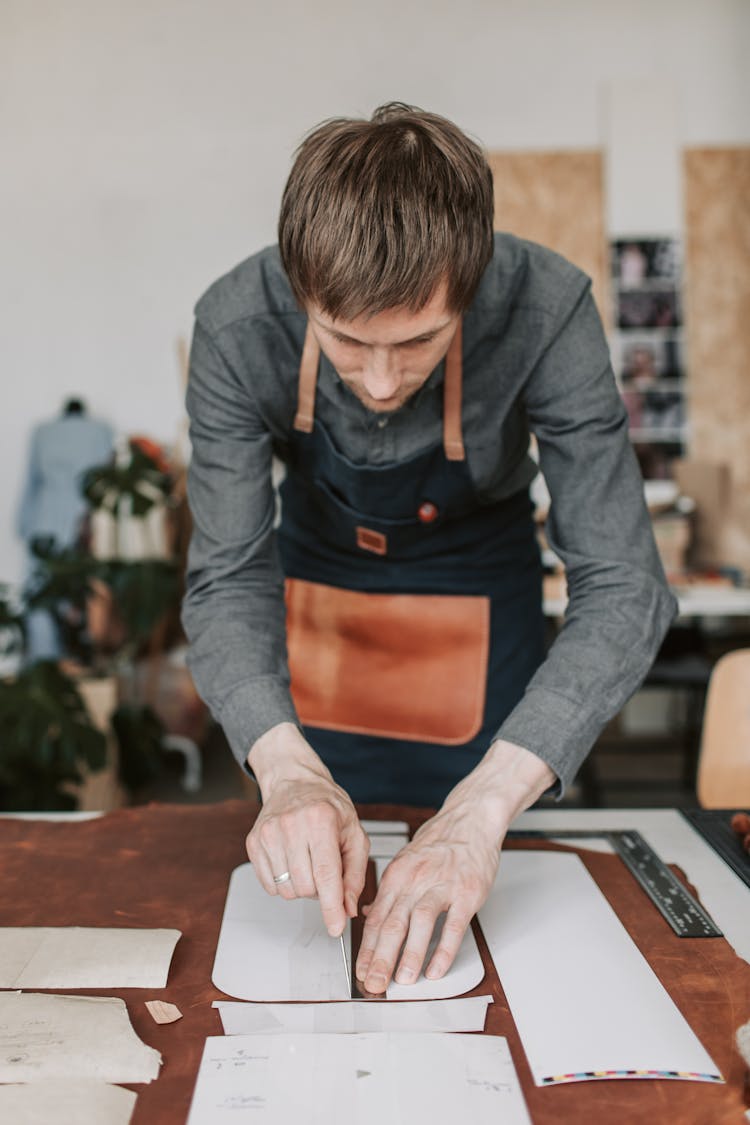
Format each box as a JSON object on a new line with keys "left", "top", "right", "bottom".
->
{"left": 496, "top": 282, "right": 678, "bottom": 789}
{"left": 182, "top": 322, "right": 299, "bottom": 760}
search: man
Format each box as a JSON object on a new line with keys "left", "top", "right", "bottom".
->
{"left": 183, "top": 103, "right": 676, "bottom": 995}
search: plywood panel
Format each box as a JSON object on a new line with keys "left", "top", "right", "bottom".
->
{"left": 488, "top": 151, "right": 609, "bottom": 326}
{"left": 683, "top": 148, "right": 750, "bottom": 570}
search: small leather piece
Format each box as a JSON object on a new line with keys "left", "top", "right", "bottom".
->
{"left": 285, "top": 577, "right": 489, "bottom": 744}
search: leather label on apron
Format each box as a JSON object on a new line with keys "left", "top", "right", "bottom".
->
{"left": 285, "top": 578, "right": 489, "bottom": 745}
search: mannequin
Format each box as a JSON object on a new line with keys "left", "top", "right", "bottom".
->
{"left": 17, "top": 398, "right": 115, "bottom": 660}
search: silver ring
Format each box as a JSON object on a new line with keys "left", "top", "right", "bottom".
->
{"left": 273, "top": 871, "right": 291, "bottom": 885}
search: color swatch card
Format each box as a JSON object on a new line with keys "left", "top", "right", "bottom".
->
{"left": 478, "top": 851, "right": 722, "bottom": 1086}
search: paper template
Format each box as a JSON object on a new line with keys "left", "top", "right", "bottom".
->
{"left": 373, "top": 858, "right": 486, "bottom": 1000}
{"left": 187, "top": 1033, "right": 531, "bottom": 1125}
{"left": 0, "top": 1081, "right": 137, "bottom": 1125}
{"left": 478, "top": 851, "right": 723, "bottom": 1085}
{"left": 214, "top": 995, "right": 493, "bottom": 1035}
{"left": 212, "top": 864, "right": 351, "bottom": 1001}
{"left": 0, "top": 927, "right": 181, "bottom": 989}
{"left": 212, "top": 862, "right": 484, "bottom": 1001}
{"left": 0, "top": 993, "right": 161, "bottom": 1084}
{"left": 360, "top": 819, "right": 409, "bottom": 836}
{"left": 366, "top": 834, "right": 408, "bottom": 859}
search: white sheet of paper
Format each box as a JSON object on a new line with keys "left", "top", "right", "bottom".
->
{"left": 0, "top": 993, "right": 161, "bottom": 1084}
{"left": 365, "top": 834, "right": 408, "bottom": 859}
{"left": 0, "top": 1081, "right": 137, "bottom": 1125}
{"left": 360, "top": 820, "right": 409, "bottom": 836}
{"left": 0, "top": 927, "right": 181, "bottom": 989}
{"left": 478, "top": 851, "right": 723, "bottom": 1085}
{"left": 214, "top": 995, "right": 493, "bottom": 1035}
{"left": 187, "top": 1033, "right": 530, "bottom": 1125}
{"left": 212, "top": 865, "right": 351, "bottom": 1001}
{"left": 373, "top": 858, "right": 486, "bottom": 1000}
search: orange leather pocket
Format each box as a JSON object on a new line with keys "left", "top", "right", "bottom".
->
{"left": 285, "top": 578, "right": 489, "bottom": 745}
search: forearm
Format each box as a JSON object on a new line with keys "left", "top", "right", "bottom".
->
{"left": 247, "top": 721, "right": 332, "bottom": 796}
{"left": 497, "top": 560, "right": 676, "bottom": 794}
{"left": 437, "top": 737, "right": 555, "bottom": 846}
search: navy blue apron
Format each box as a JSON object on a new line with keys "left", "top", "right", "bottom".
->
{"left": 277, "top": 321, "right": 545, "bottom": 807}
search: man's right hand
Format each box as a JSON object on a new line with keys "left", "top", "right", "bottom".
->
{"left": 245, "top": 722, "right": 370, "bottom": 937}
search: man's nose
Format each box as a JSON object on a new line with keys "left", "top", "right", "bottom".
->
{"left": 362, "top": 347, "right": 400, "bottom": 400}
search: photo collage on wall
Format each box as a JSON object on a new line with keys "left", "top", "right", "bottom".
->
{"left": 610, "top": 238, "right": 687, "bottom": 480}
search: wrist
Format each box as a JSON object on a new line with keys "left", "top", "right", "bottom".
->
{"left": 247, "top": 722, "right": 331, "bottom": 797}
{"left": 441, "top": 738, "right": 555, "bottom": 842}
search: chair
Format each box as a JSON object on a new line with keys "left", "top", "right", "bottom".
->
{"left": 697, "top": 649, "right": 750, "bottom": 807}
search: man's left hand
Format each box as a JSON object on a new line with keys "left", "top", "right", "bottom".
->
{"left": 354, "top": 738, "right": 555, "bottom": 994}
{"left": 354, "top": 801, "right": 500, "bottom": 994}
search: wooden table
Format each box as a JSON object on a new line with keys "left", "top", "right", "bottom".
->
{"left": 1, "top": 801, "right": 749, "bottom": 1124}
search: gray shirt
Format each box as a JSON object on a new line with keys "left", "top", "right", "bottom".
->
{"left": 183, "top": 232, "right": 677, "bottom": 795}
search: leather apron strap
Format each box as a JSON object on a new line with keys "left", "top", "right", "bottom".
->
{"left": 293, "top": 321, "right": 465, "bottom": 460}
{"left": 292, "top": 322, "right": 321, "bottom": 434}
{"left": 442, "top": 320, "right": 465, "bottom": 461}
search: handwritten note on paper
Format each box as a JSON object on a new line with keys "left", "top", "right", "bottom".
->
{"left": 0, "top": 927, "right": 181, "bottom": 989}
{"left": 187, "top": 1033, "right": 531, "bottom": 1125}
{"left": 0, "top": 1081, "right": 137, "bottom": 1125}
{"left": 478, "top": 851, "right": 723, "bottom": 1086}
{"left": 214, "top": 995, "right": 493, "bottom": 1035}
{"left": 0, "top": 993, "right": 161, "bottom": 1084}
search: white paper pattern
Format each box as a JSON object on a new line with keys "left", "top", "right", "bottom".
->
{"left": 0, "top": 927, "right": 181, "bottom": 989}
{"left": 212, "top": 865, "right": 351, "bottom": 1001}
{"left": 478, "top": 851, "right": 722, "bottom": 1085}
{"left": 0, "top": 1081, "right": 137, "bottom": 1125}
{"left": 212, "top": 863, "right": 484, "bottom": 1002}
{"left": 214, "top": 995, "right": 493, "bottom": 1035}
{"left": 0, "top": 993, "right": 161, "bottom": 1084}
{"left": 187, "top": 1033, "right": 530, "bottom": 1125}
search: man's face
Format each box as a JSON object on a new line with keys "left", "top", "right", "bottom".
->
{"left": 306, "top": 282, "right": 459, "bottom": 414}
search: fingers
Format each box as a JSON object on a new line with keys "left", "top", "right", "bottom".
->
{"left": 395, "top": 895, "right": 445, "bottom": 984}
{"left": 341, "top": 822, "right": 370, "bottom": 917}
{"left": 355, "top": 888, "right": 402, "bottom": 995}
{"left": 310, "top": 823, "right": 347, "bottom": 937}
{"left": 424, "top": 904, "right": 473, "bottom": 980}
{"left": 357, "top": 890, "right": 447, "bottom": 994}
{"left": 246, "top": 834, "right": 277, "bottom": 895}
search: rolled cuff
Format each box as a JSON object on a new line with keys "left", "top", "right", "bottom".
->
{"left": 219, "top": 677, "right": 299, "bottom": 772}
{"left": 495, "top": 685, "right": 614, "bottom": 799}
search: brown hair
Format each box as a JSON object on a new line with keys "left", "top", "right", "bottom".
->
{"left": 278, "top": 103, "right": 494, "bottom": 320}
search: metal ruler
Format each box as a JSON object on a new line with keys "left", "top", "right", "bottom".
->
{"left": 507, "top": 828, "right": 722, "bottom": 938}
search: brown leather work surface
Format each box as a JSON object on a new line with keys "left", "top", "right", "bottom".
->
{"left": 285, "top": 578, "right": 489, "bottom": 743}
{"left": 0, "top": 800, "right": 747, "bottom": 1125}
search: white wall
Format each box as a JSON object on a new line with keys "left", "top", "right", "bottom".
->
{"left": 2, "top": 0, "right": 748, "bottom": 583}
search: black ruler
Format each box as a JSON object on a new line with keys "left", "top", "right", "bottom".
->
{"left": 507, "top": 828, "right": 722, "bottom": 938}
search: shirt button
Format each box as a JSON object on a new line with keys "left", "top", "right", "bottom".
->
{"left": 418, "top": 501, "right": 439, "bottom": 524}
{"left": 377, "top": 418, "right": 388, "bottom": 428}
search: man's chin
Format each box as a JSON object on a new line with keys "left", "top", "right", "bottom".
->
{"left": 350, "top": 388, "right": 417, "bottom": 413}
